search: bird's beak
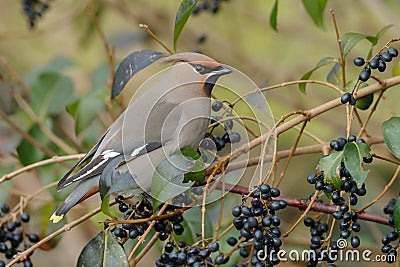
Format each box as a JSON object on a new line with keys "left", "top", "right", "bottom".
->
{"left": 213, "top": 65, "right": 232, "bottom": 77}
{"left": 204, "top": 66, "right": 232, "bottom": 94}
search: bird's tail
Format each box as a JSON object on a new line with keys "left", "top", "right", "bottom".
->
{"left": 50, "top": 178, "right": 99, "bottom": 223}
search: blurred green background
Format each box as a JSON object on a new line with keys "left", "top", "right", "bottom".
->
{"left": 1, "top": 0, "right": 400, "bottom": 266}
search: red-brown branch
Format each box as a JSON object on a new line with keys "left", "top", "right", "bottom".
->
{"left": 222, "top": 184, "right": 390, "bottom": 226}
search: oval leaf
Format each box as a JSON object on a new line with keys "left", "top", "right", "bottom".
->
{"left": 299, "top": 57, "right": 337, "bottom": 93}
{"left": 341, "top": 32, "right": 377, "bottom": 57}
{"left": 151, "top": 154, "right": 195, "bottom": 209}
{"left": 174, "top": 0, "right": 199, "bottom": 51}
{"left": 301, "top": 0, "right": 327, "bottom": 29}
{"left": 31, "top": 72, "right": 75, "bottom": 118}
{"left": 326, "top": 63, "right": 341, "bottom": 86}
{"left": 77, "top": 231, "right": 128, "bottom": 267}
{"left": 111, "top": 50, "right": 164, "bottom": 99}
{"left": 382, "top": 117, "right": 400, "bottom": 159}
{"left": 269, "top": 0, "right": 279, "bottom": 31}
{"left": 319, "top": 151, "right": 343, "bottom": 189}
{"left": 375, "top": 24, "right": 393, "bottom": 41}
{"left": 343, "top": 142, "right": 370, "bottom": 187}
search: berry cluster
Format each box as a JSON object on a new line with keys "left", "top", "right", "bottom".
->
{"left": 341, "top": 46, "right": 398, "bottom": 106}
{"left": 155, "top": 184, "right": 286, "bottom": 266}
{"left": 231, "top": 184, "right": 286, "bottom": 266}
{"left": 303, "top": 217, "right": 340, "bottom": 266}
{"left": 21, "top": 0, "right": 50, "bottom": 28}
{"left": 353, "top": 46, "right": 398, "bottom": 82}
{"left": 192, "top": 0, "right": 227, "bottom": 15}
{"left": 381, "top": 199, "right": 399, "bottom": 263}
{"left": 109, "top": 195, "right": 185, "bottom": 243}
{"left": 210, "top": 100, "right": 241, "bottom": 151}
{"left": 0, "top": 204, "right": 39, "bottom": 267}
{"left": 329, "top": 135, "right": 372, "bottom": 163}
{"left": 156, "top": 240, "right": 228, "bottom": 266}
{"left": 304, "top": 135, "right": 373, "bottom": 265}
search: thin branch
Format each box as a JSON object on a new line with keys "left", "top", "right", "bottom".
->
{"left": 357, "top": 90, "right": 385, "bottom": 138}
{"left": 276, "top": 121, "right": 307, "bottom": 187}
{"left": 128, "top": 202, "right": 169, "bottom": 260}
{"left": 220, "top": 184, "right": 391, "bottom": 226}
{"left": 330, "top": 9, "right": 346, "bottom": 87}
{"left": 283, "top": 190, "right": 320, "bottom": 237}
{"left": 12, "top": 90, "right": 77, "bottom": 154}
{"left": 0, "top": 154, "right": 85, "bottom": 184}
{"left": 0, "top": 110, "right": 55, "bottom": 157}
{"left": 139, "top": 24, "right": 173, "bottom": 55}
{"left": 131, "top": 232, "right": 160, "bottom": 266}
{"left": 87, "top": 1, "right": 116, "bottom": 122}
{"left": 202, "top": 160, "right": 227, "bottom": 246}
{"left": 358, "top": 165, "right": 400, "bottom": 212}
{"left": 231, "top": 79, "right": 342, "bottom": 107}
{"left": 213, "top": 166, "right": 226, "bottom": 242}
{"left": 373, "top": 153, "right": 400, "bottom": 165}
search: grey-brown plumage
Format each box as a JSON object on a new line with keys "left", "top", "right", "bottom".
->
{"left": 51, "top": 53, "right": 231, "bottom": 223}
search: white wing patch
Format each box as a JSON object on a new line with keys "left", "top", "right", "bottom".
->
{"left": 102, "top": 149, "right": 121, "bottom": 159}
{"left": 71, "top": 150, "right": 121, "bottom": 182}
{"left": 130, "top": 144, "right": 147, "bottom": 157}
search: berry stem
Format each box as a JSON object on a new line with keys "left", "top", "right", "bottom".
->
{"left": 130, "top": 232, "right": 160, "bottom": 266}
{"left": 128, "top": 202, "right": 170, "bottom": 260}
{"left": 357, "top": 90, "right": 385, "bottom": 138}
{"left": 283, "top": 190, "right": 320, "bottom": 237}
{"left": 276, "top": 121, "right": 307, "bottom": 187}
{"left": 139, "top": 24, "right": 173, "bottom": 55}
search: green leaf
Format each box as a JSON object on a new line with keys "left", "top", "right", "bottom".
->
{"left": 24, "top": 56, "right": 75, "bottom": 87}
{"left": 16, "top": 124, "right": 49, "bottom": 165}
{"left": 111, "top": 50, "right": 164, "bottom": 99}
{"left": 375, "top": 24, "right": 393, "bottom": 41}
{"left": 76, "top": 231, "right": 129, "bottom": 267}
{"left": 69, "top": 88, "right": 108, "bottom": 134}
{"left": 341, "top": 32, "right": 377, "bottom": 58}
{"left": 382, "top": 117, "right": 400, "bottom": 159}
{"left": 91, "top": 64, "right": 110, "bottom": 90}
{"left": 301, "top": 0, "right": 327, "bottom": 29}
{"left": 174, "top": 0, "right": 199, "bottom": 52}
{"left": 343, "top": 142, "right": 370, "bottom": 187}
{"left": 269, "top": 0, "right": 279, "bottom": 31}
{"left": 393, "top": 197, "right": 400, "bottom": 235}
{"left": 31, "top": 72, "right": 75, "bottom": 118}
{"left": 151, "top": 154, "right": 196, "bottom": 209}
{"left": 392, "top": 61, "right": 400, "bottom": 77}
{"left": 319, "top": 151, "right": 343, "bottom": 189}
{"left": 181, "top": 146, "right": 205, "bottom": 183}
{"left": 326, "top": 63, "right": 342, "bottom": 86}
{"left": 0, "top": 166, "right": 13, "bottom": 204}
{"left": 299, "top": 57, "right": 337, "bottom": 93}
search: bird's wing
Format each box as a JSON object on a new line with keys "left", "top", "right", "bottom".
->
{"left": 57, "top": 100, "right": 183, "bottom": 190}
{"left": 57, "top": 129, "right": 110, "bottom": 190}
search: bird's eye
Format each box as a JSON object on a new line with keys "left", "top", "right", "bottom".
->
{"left": 194, "top": 64, "right": 204, "bottom": 72}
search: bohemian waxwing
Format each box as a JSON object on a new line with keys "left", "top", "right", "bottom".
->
{"left": 50, "top": 52, "right": 231, "bottom": 223}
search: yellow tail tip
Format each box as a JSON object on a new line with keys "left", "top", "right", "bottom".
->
{"left": 50, "top": 213, "right": 64, "bottom": 223}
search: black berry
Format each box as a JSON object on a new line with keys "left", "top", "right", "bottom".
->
{"left": 353, "top": 57, "right": 365, "bottom": 66}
